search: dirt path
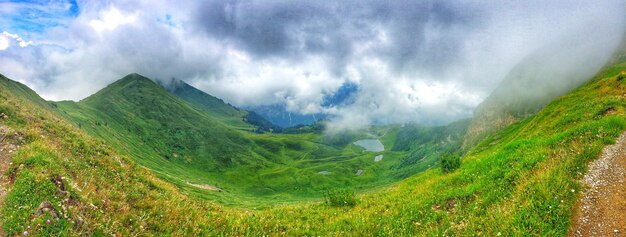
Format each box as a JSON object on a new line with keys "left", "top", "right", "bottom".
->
{"left": 0, "top": 124, "right": 20, "bottom": 236}
{"left": 186, "top": 182, "right": 222, "bottom": 191}
{"left": 0, "top": 128, "right": 9, "bottom": 237}
{"left": 570, "top": 132, "right": 626, "bottom": 236}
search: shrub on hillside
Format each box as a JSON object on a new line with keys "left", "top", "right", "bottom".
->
{"left": 440, "top": 152, "right": 461, "bottom": 173}
{"left": 323, "top": 189, "right": 356, "bottom": 207}
{"left": 617, "top": 73, "right": 625, "bottom": 81}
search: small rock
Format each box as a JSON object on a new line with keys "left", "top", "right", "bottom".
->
{"left": 36, "top": 201, "right": 59, "bottom": 219}
{"left": 73, "top": 214, "right": 87, "bottom": 227}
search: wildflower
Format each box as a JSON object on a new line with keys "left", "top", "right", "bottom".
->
{"left": 46, "top": 219, "right": 51, "bottom": 225}
{"left": 23, "top": 231, "right": 28, "bottom": 236}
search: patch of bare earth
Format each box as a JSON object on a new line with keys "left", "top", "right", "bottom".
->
{"left": 187, "top": 182, "right": 222, "bottom": 191}
{"left": 570, "top": 132, "right": 626, "bottom": 236}
{"left": 0, "top": 124, "right": 18, "bottom": 236}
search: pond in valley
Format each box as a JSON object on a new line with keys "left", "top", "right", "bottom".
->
{"left": 353, "top": 139, "right": 384, "bottom": 152}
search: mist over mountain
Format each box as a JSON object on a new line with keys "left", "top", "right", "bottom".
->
{"left": 245, "top": 81, "right": 357, "bottom": 128}
{"left": 464, "top": 25, "right": 626, "bottom": 147}
{"left": 244, "top": 103, "right": 325, "bottom": 128}
{"left": 1, "top": 1, "right": 624, "bottom": 130}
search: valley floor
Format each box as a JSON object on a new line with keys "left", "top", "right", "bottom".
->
{"left": 570, "top": 131, "right": 626, "bottom": 236}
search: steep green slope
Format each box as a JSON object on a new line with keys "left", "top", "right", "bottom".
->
{"left": 0, "top": 74, "right": 55, "bottom": 110}
{"left": 161, "top": 78, "right": 281, "bottom": 133}
{"left": 160, "top": 78, "right": 250, "bottom": 130}
{"left": 163, "top": 78, "right": 241, "bottom": 118}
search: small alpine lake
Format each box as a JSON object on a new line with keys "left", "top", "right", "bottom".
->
{"left": 353, "top": 139, "right": 385, "bottom": 152}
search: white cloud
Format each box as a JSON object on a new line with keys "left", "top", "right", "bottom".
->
{"left": 89, "top": 7, "right": 137, "bottom": 33}
{"left": 0, "top": 35, "right": 8, "bottom": 50}
{"left": 2, "top": 31, "right": 33, "bottom": 48}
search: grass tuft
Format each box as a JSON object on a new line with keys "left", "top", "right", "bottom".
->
{"left": 323, "top": 189, "right": 357, "bottom": 207}
{"left": 440, "top": 152, "right": 461, "bottom": 173}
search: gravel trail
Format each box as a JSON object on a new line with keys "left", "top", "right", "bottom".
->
{"left": 570, "top": 132, "right": 626, "bottom": 236}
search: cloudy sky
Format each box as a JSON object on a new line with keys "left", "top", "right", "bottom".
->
{"left": 0, "top": 0, "right": 625, "bottom": 128}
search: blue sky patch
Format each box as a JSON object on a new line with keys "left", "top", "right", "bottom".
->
{"left": 1, "top": 0, "right": 80, "bottom": 39}
{"left": 322, "top": 81, "right": 359, "bottom": 107}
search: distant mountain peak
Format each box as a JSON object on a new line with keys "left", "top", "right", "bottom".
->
{"left": 116, "top": 73, "right": 155, "bottom": 84}
{"left": 80, "top": 73, "right": 168, "bottom": 105}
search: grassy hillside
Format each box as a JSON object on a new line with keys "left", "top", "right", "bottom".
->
{"left": 3, "top": 52, "right": 624, "bottom": 235}
{"left": 52, "top": 74, "right": 462, "bottom": 206}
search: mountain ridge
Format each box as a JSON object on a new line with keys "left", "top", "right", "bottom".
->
{"left": 159, "top": 77, "right": 282, "bottom": 132}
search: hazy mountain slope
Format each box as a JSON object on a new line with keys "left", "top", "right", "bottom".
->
{"left": 162, "top": 78, "right": 241, "bottom": 119}
{"left": 245, "top": 103, "right": 326, "bottom": 128}
{"left": 464, "top": 32, "right": 625, "bottom": 148}
{"left": 161, "top": 78, "right": 282, "bottom": 133}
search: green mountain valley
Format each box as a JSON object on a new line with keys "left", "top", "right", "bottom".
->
{"left": 1, "top": 43, "right": 626, "bottom": 234}
{"left": 48, "top": 73, "right": 467, "bottom": 206}
{"left": 0, "top": 2, "right": 625, "bottom": 236}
